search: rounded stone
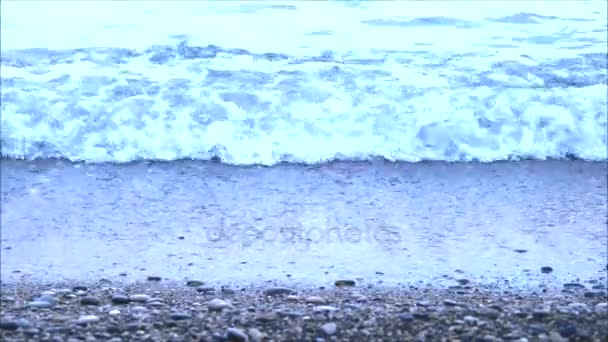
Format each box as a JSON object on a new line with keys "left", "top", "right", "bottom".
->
{"left": 321, "top": 322, "right": 337, "bottom": 335}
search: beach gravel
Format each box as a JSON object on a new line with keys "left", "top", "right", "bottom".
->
{"left": 1, "top": 281, "right": 606, "bottom": 341}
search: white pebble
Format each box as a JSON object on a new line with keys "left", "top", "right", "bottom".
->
{"left": 321, "top": 322, "right": 337, "bottom": 335}
{"left": 595, "top": 302, "right": 608, "bottom": 315}
{"left": 129, "top": 294, "right": 150, "bottom": 302}
{"left": 77, "top": 315, "right": 100, "bottom": 324}
{"left": 108, "top": 310, "right": 120, "bottom": 316}
{"left": 208, "top": 298, "right": 232, "bottom": 311}
{"left": 305, "top": 296, "right": 326, "bottom": 304}
{"left": 313, "top": 305, "right": 338, "bottom": 312}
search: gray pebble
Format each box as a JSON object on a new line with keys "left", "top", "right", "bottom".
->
{"left": 147, "top": 276, "right": 162, "bottom": 281}
{"left": 111, "top": 295, "right": 130, "bottom": 305}
{"left": 305, "top": 296, "right": 326, "bottom": 304}
{"left": 80, "top": 296, "right": 101, "bottom": 305}
{"left": 196, "top": 286, "right": 216, "bottom": 294}
{"left": 595, "top": 302, "right": 608, "bottom": 315}
{"left": 28, "top": 300, "right": 54, "bottom": 308}
{"left": 321, "top": 322, "right": 337, "bottom": 335}
{"left": 248, "top": 328, "right": 263, "bottom": 342}
{"left": 129, "top": 294, "right": 150, "bottom": 302}
{"left": 208, "top": 298, "right": 232, "bottom": 311}
{"left": 76, "top": 315, "right": 100, "bottom": 324}
{"left": 398, "top": 312, "right": 415, "bottom": 321}
{"left": 262, "top": 287, "right": 296, "bottom": 297}
{"left": 227, "top": 327, "right": 249, "bottom": 342}
{"left": 540, "top": 266, "right": 553, "bottom": 274}
{"left": 313, "top": 305, "right": 338, "bottom": 312}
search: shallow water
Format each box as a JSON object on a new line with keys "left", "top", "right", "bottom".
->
{"left": 1, "top": 160, "right": 606, "bottom": 290}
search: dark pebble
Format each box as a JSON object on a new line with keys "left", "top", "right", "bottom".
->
{"left": 456, "top": 279, "right": 470, "bottom": 285}
{"left": 0, "top": 320, "right": 18, "bottom": 331}
{"left": 335, "top": 280, "right": 356, "bottom": 287}
{"left": 584, "top": 291, "right": 606, "bottom": 299}
{"left": 397, "top": 313, "right": 415, "bottom": 321}
{"left": 540, "top": 266, "right": 553, "bottom": 274}
{"left": 514, "top": 249, "right": 527, "bottom": 253}
{"left": 412, "top": 312, "right": 430, "bottom": 320}
{"left": 170, "top": 312, "right": 192, "bottom": 320}
{"left": 186, "top": 280, "right": 204, "bottom": 287}
{"left": 263, "top": 287, "right": 296, "bottom": 297}
{"left": 72, "top": 286, "right": 88, "bottom": 292}
{"left": 111, "top": 295, "right": 130, "bottom": 305}
{"left": 196, "top": 287, "right": 216, "bottom": 294}
{"left": 226, "top": 327, "right": 248, "bottom": 342}
{"left": 563, "top": 283, "right": 585, "bottom": 289}
{"left": 80, "top": 296, "right": 101, "bottom": 306}
{"left": 147, "top": 276, "right": 162, "bottom": 281}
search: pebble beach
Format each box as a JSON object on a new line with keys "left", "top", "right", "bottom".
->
{"left": 1, "top": 279, "right": 607, "bottom": 341}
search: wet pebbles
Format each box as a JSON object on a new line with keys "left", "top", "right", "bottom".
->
{"left": 1, "top": 281, "right": 606, "bottom": 341}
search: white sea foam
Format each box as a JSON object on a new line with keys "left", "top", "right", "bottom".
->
{"left": 1, "top": 1, "right": 606, "bottom": 164}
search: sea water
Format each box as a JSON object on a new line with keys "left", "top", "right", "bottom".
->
{"left": 1, "top": 0, "right": 606, "bottom": 165}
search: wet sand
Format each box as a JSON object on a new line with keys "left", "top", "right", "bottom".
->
{"left": 1, "top": 159, "right": 606, "bottom": 290}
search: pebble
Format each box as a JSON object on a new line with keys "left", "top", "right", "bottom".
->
{"left": 147, "top": 276, "right": 162, "bottom": 281}
{"left": 595, "top": 302, "right": 608, "bottom": 315}
{"left": 76, "top": 315, "right": 100, "bottom": 324}
{"left": 129, "top": 294, "right": 150, "bottom": 303}
{"left": 248, "top": 328, "right": 263, "bottom": 342}
{"left": 109, "top": 309, "right": 121, "bottom": 315}
{"left": 286, "top": 295, "right": 300, "bottom": 302}
{"left": 208, "top": 298, "right": 232, "bottom": 311}
{"left": 0, "top": 320, "right": 18, "bottom": 331}
{"left": 313, "top": 305, "right": 338, "bottom": 312}
{"left": 170, "top": 312, "right": 192, "bottom": 320}
{"left": 255, "top": 312, "right": 277, "bottom": 322}
{"left": 321, "top": 322, "right": 337, "bottom": 335}
{"left": 226, "top": 327, "right": 249, "bottom": 342}
{"left": 111, "top": 295, "right": 130, "bottom": 304}
{"left": 305, "top": 296, "right": 326, "bottom": 304}
{"left": 263, "top": 287, "right": 296, "bottom": 297}
{"left": 334, "top": 280, "right": 355, "bottom": 287}
{"left": 196, "top": 286, "right": 216, "bottom": 294}
{"left": 443, "top": 299, "right": 458, "bottom": 306}
{"left": 80, "top": 296, "right": 101, "bottom": 305}
{"left": 398, "top": 312, "right": 415, "bottom": 321}
{"left": 540, "top": 266, "right": 554, "bottom": 274}
{"left": 563, "top": 283, "right": 585, "bottom": 289}
{"left": 28, "top": 300, "right": 54, "bottom": 308}
{"left": 186, "top": 280, "right": 204, "bottom": 287}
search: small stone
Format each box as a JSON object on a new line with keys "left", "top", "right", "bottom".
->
{"left": 72, "top": 286, "right": 88, "bottom": 292}
{"left": 170, "top": 312, "right": 191, "bottom": 320}
{"left": 255, "top": 312, "right": 277, "bottom": 322}
{"left": 334, "top": 280, "right": 355, "bottom": 287}
{"left": 563, "top": 283, "right": 585, "bottom": 289}
{"left": 111, "top": 295, "right": 130, "bottom": 305}
{"left": 595, "top": 302, "right": 608, "bottom": 315}
{"left": 305, "top": 296, "right": 326, "bottom": 304}
{"left": 227, "top": 327, "right": 249, "bottom": 342}
{"left": 286, "top": 295, "right": 299, "bottom": 302}
{"left": 514, "top": 249, "right": 527, "bottom": 253}
{"left": 208, "top": 298, "right": 232, "bottom": 311}
{"left": 54, "top": 288, "right": 72, "bottom": 295}
{"left": 584, "top": 291, "right": 606, "bottom": 299}
{"left": 129, "top": 294, "right": 150, "bottom": 303}
{"left": 540, "top": 266, "right": 553, "bottom": 274}
{"left": 109, "top": 309, "right": 120, "bottom": 316}
{"left": 28, "top": 300, "right": 54, "bottom": 308}
{"left": 147, "top": 276, "right": 162, "bottom": 281}
{"left": 40, "top": 290, "right": 56, "bottom": 296}
{"left": 463, "top": 315, "right": 479, "bottom": 325}
{"left": 186, "top": 280, "right": 204, "bottom": 287}
{"left": 196, "top": 287, "right": 215, "bottom": 294}
{"left": 321, "top": 322, "right": 337, "bottom": 335}
{"left": 248, "top": 328, "right": 263, "bottom": 342}
{"left": 443, "top": 299, "right": 458, "bottom": 306}
{"left": 131, "top": 306, "right": 148, "bottom": 313}
{"left": 398, "top": 313, "right": 415, "bottom": 321}
{"left": 456, "top": 279, "right": 470, "bottom": 285}
{"left": 313, "top": 305, "right": 338, "bottom": 312}
{"left": 80, "top": 296, "right": 101, "bottom": 305}
{"left": 0, "top": 320, "right": 18, "bottom": 331}
{"left": 77, "top": 315, "right": 100, "bottom": 324}
{"left": 262, "top": 287, "right": 295, "bottom": 297}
